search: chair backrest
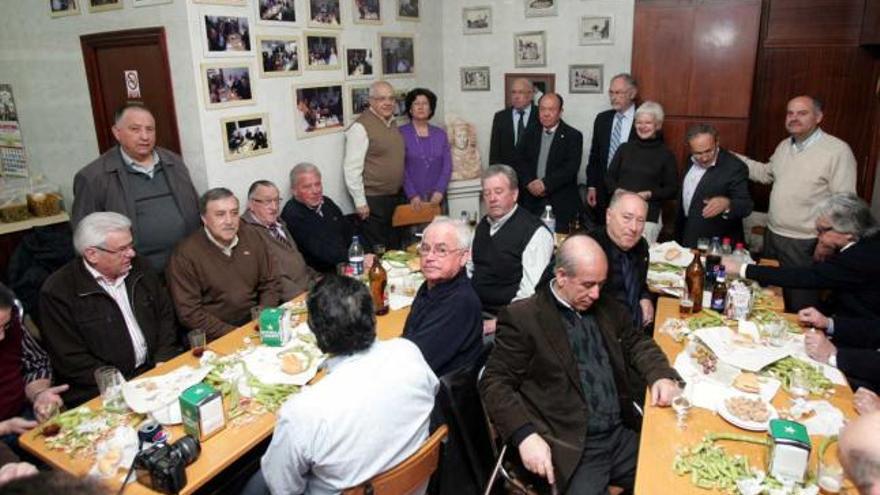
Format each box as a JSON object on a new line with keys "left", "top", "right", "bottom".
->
{"left": 342, "top": 424, "right": 449, "bottom": 495}
{"left": 392, "top": 203, "right": 441, "bottom": 227}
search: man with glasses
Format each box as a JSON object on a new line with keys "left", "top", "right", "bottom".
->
{"left": 585, "top": 73, "right": 639, "bottom": 225}
{"left": 343, "top": 80, "right": 406, "bottom": 250}
{"left": 241, "top": 180, "right": 316, "bottom": 300}
{"left": 723, "top": 193, "right": 880, "bottom": 320}
{"left": 40, "top": 212, "right": 180, "bottom": 406}
{"left": 469, "top": 165, "right": 554, "bottom": 335}
{"left": 402, "top": 217, "right": 482, "bottom": 377}
{"left": 675, "top": 123, "right": 753, "bottom": 248}
{"left": 489, "top": 77, "right": 538, "bottom": 166}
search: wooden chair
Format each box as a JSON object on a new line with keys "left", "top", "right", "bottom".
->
{"left": 342, "top": 425, "right": 449, "bottom": 495}
{"left": 392, "top": 203, "right": 441, "bottom": 228}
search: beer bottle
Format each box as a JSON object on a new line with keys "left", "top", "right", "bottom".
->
{"left": 685, "top": 249, "right": 705, "bottom": 312}
{"left": 369, "top": 247, "right": 389, "bottom": 315}
{"left": 710, "top": 268, "right": 728, "bottom": 313}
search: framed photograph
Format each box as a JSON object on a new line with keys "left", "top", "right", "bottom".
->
{"left": 396, "top": 0, "right": 418, "bottom": 21}
{"left": 305, "top": 32, "right": 341, "bottom": 70}
{"left": 569, "top": 64, "right": 603, "bottom": 94}
{"left": 524, "top": 0, "right": 556, "bottom": 17}
{"left": 345, "top": 47, "right": 374, "bottom": 80}
{"left": 257, "top": 0, "right": 297, "bottom": 25}
{"left": 347, "top": 83, "right": 371, "bottom": 119}
{"left": 203, "top": 15, "right": 253, "bottom": 56}
{"left": 353, "top": 0, "right": 381, "bottom": 24}
{"left": 193, "top": 0, "right": 246, "bottom": 4}
{"left": 460, "top": 66, "right": 490, "bottom": 91}
{"left": 504, "top": 73, "right": 555, "bottom": 107}
{"left": 462, "top": 7, "right": 491, "bottom": 35}
{"left": 50, "top": 0, "right": 80, "bottom": 17}
{"left": 379, "top": 34, "right": 415, "bottom": 77}
{"left": 580, "top": 15, "right": 614, "bottom": 45}
{"left": 294, "top": 83, "right": 345, "bottom": 138}
{"left": 258, "top": 36, "right": 302, "bottom": 77}
{"left": 88, "top": 0, "right": 122, "bottom": 13}
{"left": 133, "top": 0, "right": 172, "bottom": 6}
{"left": 392, "top": 87, "right": 409, "bottom": 123}
{"left": 513, "top": 31, "right": 546, "bottom": 68}
{"left": 221, "top": 113, "right": 272, "bottom": 162}
{"left": 201, "top": 62, "right": 255, "bottom": 109}
{"left": 308, "top": 0, "right": 341, "bottom": 29}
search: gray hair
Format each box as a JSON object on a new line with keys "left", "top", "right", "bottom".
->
{"left": 425, "top": 216, "right": 472, "bottom": 250}
{"left": 369, "top": 80, "right": 394, "bottom": 98}
{"left": 635, "top": 101, "right": 665, "bottom": 127}
{"left": 610, "top": 73, "right": 638, "bottom": 89}
{"left": 554, "top": 234, "right": 606, "bottom": 275}
{"left": 289, "top": 162, "right": 321, "bottom": 189}
{"left": 73, "top": 212, "right": 132, "bottom": 256}
{"left": 482, "top": 164, "right": 518, "bottom": 190}
{"left": 199, "top": 187, "right": 238, "bottom": 214}
{"left": 113, "top": 103, "right": 152, "bottom": 125}
{"left": 512, "top": 77, "right": 534, "bottom": 92}
{"left": 685, "top": 123, "right": 719, "bottom": 143}
{"left": 247, "top": 180, "right": 277, "bottom": 200}
{"left": 814, "top": 193, "right": 879, "bottom": 240}
{"left": 608, "top": 189, "right": 647, "bottom": 211}
{"left": 845, "top": 450, "right": 879, "bottom": 493}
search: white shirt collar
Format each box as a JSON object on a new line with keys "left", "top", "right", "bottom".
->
{"left": 543, "top": 123, "right": 559, "bottom": 134}
{"left": 83, "top": 259, "right": 127, "bottom": 287}
{"left": 549, "top": 279, "right": 578, "bottom": 316}
{"left": 120, "top": 148, "right": 159, "bottom": 177}
{"left": 204, "top": 227, "right": 239, "bottom": 256}
{"left": 487, "top": 204, "right": 519, "bottom": 230}
{"left": 619, "top": 104, "right": 635, "bottom": 119}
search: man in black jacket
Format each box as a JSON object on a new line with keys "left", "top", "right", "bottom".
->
{"left": 514, "top": 93, "right": 583, "bottom": 232}
{"left": 489, "top": 78, "right": 538, "bottom": 166}
{"left": 676, "top": 124, "right": 753, "bottom": 248}
{"left": 40, "top": 212, "right": 180, "bottom": 406}
{"left": 585, "top": 74, "right": 638, "bottom": 224}
{"left": 723, "top": 193, "right": 880, "bottom": 320}
{"left": 797, "top": 309, "right": 879, "bottom": 393}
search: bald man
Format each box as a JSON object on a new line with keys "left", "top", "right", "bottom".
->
{"left": 839, "top": 411, "right": 880, "bottom": 494}
{"left": 737, "top": 95, "right": 857, "bottom": 312}
{"left": 480, "top": 235, "right": 681, "bottom": 494}
{"left": 489, "top": 77, "right": 538, "bottom": 166}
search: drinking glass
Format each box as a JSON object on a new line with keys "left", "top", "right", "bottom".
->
{"left": 789, "top": 368, "right": 810, "bottom": 400}
{"left": 679, "top": 289, "right": 694, "bottom": 317}
{"left": 94, "top": 366, "right": 125, "bottom": 412}
{"left": 764, "top": 321, "right": 786, "bottom": 347}
{"left": 817, "top": 461, "right": 843, "bottom": 494}
{"left": 188, "top": 329, "right": 207, "bottom": 358}
{"left": 697, "top": 237, "right": 710, "bottom": 254}
{"left": 672, "top": 395, "right": 692, "bottom": 430}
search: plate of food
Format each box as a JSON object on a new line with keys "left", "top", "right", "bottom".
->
{"left": 718, "top": 394, "right": 778, "bottom": 431}
{"left": 649, "top": 241, "right": 694, "bottom": 267}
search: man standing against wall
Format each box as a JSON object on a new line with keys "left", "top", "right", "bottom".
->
{"left": 343, "top": 80, "right": 405, "bottom": 250}
{"left": 489, "top": 77, "right": 539, "bottom": 166}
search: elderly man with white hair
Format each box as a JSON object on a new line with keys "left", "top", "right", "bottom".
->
{"left": 605, "top": 100, "right": 678, "bottom": 244}
{"left": 39, "top": 212, "right": 180, "bottom": 407}
{"left": 402, "top": 216, "right": 483, "bottom": 377}
{"left": 839, "top": 411, "right": 880, "bottom": 495}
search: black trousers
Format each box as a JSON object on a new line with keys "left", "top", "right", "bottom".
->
{"left": 565, "top": 424, "right": 639, "bottom": 495}
{"left": 762, "top": 229, "right": 821, "bottom": 312}
{"left": 362, "top": 194, "right": 402, "bottom": 251}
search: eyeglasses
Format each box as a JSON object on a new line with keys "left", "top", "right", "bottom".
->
{"left": 94, "top": 244, "right": 135, "bottom": 256}
{"left": 417, "top": 243, "right": 464, "bottom": 258}
{"left": 252, "top": 198, "right": 281, "bottom": 206}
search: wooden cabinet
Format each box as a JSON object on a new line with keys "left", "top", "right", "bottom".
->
{"left": 861, "top": 0, "right": 880, "bottom": 46}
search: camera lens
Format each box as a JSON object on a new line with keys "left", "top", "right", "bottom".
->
{"left": 172, "top": 435, "right": 201, "bottom": 465}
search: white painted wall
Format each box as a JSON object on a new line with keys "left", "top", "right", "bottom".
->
{"left": 441, "top": 0, "right": 636, "bottom": 184}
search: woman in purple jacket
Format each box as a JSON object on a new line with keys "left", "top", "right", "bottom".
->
{"left": 399, "top": 88, "right": 452, "bottom": 210}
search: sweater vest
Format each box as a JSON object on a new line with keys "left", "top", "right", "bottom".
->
{"left": 357, "top": 110, "right": 405, "bottom": 196}
{"left": 472, "top": 207, "right": 545, "bottom": 310}
{"left": 0, "top": 316, "right": 26, "bottom": 420}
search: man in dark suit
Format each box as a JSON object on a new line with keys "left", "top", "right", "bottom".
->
{"left": 480, "top": 235, "right": 681, "bottom": 494}
{"left": 675, "top": 124, "right": 753, "bottom": 248}
{"left": 723, "top": 193, "right": 880, "bottom": 320}
{"left": 798, "top": 309, "right": 880, "bottom": 392}
{"left": 489, "top": 78, "right": 538, "bottom": 166}
{"left": 585, "top": 74, "right": 638, "bottom": 224}
{"left": 514, "top": 93, "right": 583, "bottom": 232}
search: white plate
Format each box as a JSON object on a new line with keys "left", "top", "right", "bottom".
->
{"left": 718, "top": 395, "right": 778, "bottom": 431}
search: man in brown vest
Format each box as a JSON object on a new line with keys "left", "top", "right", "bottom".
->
{"left": 343, "top": 80, "right": 406, "bottom": 250}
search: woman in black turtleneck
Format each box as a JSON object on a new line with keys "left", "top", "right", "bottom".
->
{"left": 605, "top": 100, "right": 678, "bottom": 243}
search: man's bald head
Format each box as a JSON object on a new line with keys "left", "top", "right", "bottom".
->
{"left": 554, "top": 235, "right": 608, "bottom": 312}
{"left": 840, "top": 411, "right": 880, "bottom": 494}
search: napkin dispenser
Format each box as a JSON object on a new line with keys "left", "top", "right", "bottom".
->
{"left": 768, "top": 419, "right": 811, "bottom": 482}
{"left": 259, "top": 307, "right": 291, "bottom": 347}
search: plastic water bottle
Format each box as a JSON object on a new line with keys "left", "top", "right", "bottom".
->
{"left": 721, "top": 237, "right": 733, "bottom": 255}
{"left": 733, "top": 242, "right": 748, "bottom": 265}
{"left": 540, "top": 205, "right": 556, "bottom": 233}
{"left": 348, "top": 236, "right": 365, "bottom": 278}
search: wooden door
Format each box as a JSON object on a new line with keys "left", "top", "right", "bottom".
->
{"left": 80, "top": 27, "right": 181, "bottom": 155}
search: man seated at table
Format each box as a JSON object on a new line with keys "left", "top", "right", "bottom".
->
{"left": 281, "top": 162, "right": 354, "bottom": 273}
{"left": 797, "top": 308, "right": 880, "bottom": 393}
{"left": 593, "top": 190, "right": 653, "bottom": 331}
{"left": 479, "top": 235, "right": 682, "bottom": 494}
{"left": 469, "top": 165, "right": 554, "bottom": 335}
{"left": 403, "top": 217, "right": 482, "bottom": 377}
{"left": 839, "top": 411, "right": 880, "bottom": 495}
{"left": 167, "top": 188, "right": 280, "bottom": 341}
{"left": 244, "top": 275, "right": 438, "bottom": 495}
{"left": 40, "top": 212, "right": 180, "bottom": 406}
{"left": 242, "top": 180, "right": 317, "bottom": 300}
{"left": 723, "top": 193, "right": 880, "bottom": 320}
{"left": 0, "top": 284, "right": 67, "bottom": 457}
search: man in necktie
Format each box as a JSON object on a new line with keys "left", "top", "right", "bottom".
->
{"left": 585, "top": 74, "right": 639, "bottom": 225}
{"left": 513, "top": 93, "right": 583, "bottom": 232}
{"left": 489, "top": 78, "right": 537, "bottom": 166}
{"left": 241, "top": 180, "right": 317, "bottom": 300}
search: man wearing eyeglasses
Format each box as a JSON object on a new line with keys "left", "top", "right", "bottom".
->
{"left": 39, "top": 212, "right": 180, "bottom": 406}
{"left": 402, "top": 217, "right": 482, "bottom": 377}
{"left": 675, "top": 123, "right": 753, "bottom": 248}
{"left": 241, "top": 180, "right": 316, "bottom": 300}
